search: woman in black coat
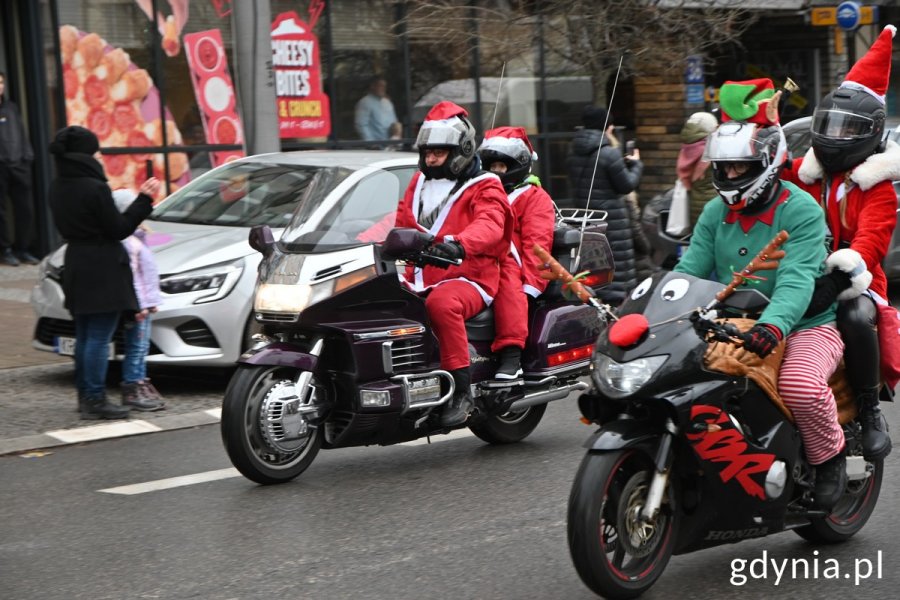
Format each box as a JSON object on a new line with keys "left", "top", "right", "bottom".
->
{"left": 566, "top": 106, "right": 643, "bottom": 304}
{"left": 47, "top": 126, "right": 159, "bottom": 419}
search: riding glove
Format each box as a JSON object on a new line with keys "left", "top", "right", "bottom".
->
{"left": 742, "top": 323, "right": 783, "bottom": 358}
{"left": 431, "top": 241, "right": 466, "bottom": 261}
{"left": 803, "top": 270, "right": 852, "bottom": 317}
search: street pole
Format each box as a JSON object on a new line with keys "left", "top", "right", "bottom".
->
{"left": 231, "top": 0, "right": 279, "bottom": 155}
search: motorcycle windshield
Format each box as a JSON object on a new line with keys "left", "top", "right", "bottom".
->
{"left": 619, "top": 271, "right": 725, "bottom": 323}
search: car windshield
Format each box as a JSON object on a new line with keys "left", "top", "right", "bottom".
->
{"left": 150, "top": 162, "right": 353, "bottom": 228}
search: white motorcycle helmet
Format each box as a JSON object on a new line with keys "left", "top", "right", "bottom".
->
{"left": 703, "top": 120, "right": 788, "bottom": 212}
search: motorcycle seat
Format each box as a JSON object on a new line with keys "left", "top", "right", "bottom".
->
{"left": 465, "top": 306, "right": 496, "bottom": 342}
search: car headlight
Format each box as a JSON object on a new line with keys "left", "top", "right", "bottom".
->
{"left": 160, "top": 258, "right": 244, "bottom": 304}
{"left": 255, "top": 266, "right": 376, "bottom": 315}
{"left": 592, "top": 353, "right": 668, "bottom": 398}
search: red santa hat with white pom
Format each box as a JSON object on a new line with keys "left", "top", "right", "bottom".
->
{"left": 840, "top": 24, "right": 896, "bottom": 105}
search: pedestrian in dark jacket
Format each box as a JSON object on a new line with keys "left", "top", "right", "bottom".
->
{"left": 47, "top": 125, "right": 159, "bottom": 420}
{"left": 0, "top": 71, "right": 38, "bottom": 266}
{"left": 566, "top": 105, "right": 643, "bottom": 303}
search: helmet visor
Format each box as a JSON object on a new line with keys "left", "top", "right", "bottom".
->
{"left": 478, "top": 136, "right": 530, "bottom": 165}
{"left": 812, "top": 109, "right": 876, "bottom": 140}
{"left": 416, "top": 119, "right": 463, "bottom": 148}
{"left": 702, "top": 121, "right": 773, "bottom": 163}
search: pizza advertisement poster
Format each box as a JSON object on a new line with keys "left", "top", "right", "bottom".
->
{"left": 183, "top": 29, "right": 245, "bottom": 167}
{"left": 271, "top": 11, "right": 331, "bottom": 139}
{"left": 58, "top": 25, "right": 191, "bottom": 198}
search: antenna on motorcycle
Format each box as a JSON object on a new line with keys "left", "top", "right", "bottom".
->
{"left": 573, "top": 54, "right": 625, "bottom": 272}
{"left": 488, "top": 62, "right": 507, "bottom": 131}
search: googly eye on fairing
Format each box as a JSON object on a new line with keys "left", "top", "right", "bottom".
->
{"left": 630, "top": 277, "right": 653, "bottom": 300}
{"left": 660, "top": 278, "right": 690, "bottom": 301}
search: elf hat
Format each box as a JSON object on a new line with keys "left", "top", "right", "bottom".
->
{"left": 842, "top": 24, "right": 897, "bottom": 104}
{"left": 481, "top": 126, "right": 538, "bottom": 161}
{"left": 718, "top": 78, "right": 778, "bottom": 125}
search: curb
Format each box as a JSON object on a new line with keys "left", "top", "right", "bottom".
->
{"left": 0, "top": 408, "right": 222, "bottom": 456}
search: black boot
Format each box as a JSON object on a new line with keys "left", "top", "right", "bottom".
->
{"left": 494, "top": 346, "right": 523, "bottom": 380}
{"left": 858, "top": 388, "right": 891, "bottom": 461}
{"left": 813, "top": 450, "right": 848, "bottom": 512}
{"left": 80, "top": 395, "right": 131, "bottom": 420}
{"left": 441, "top": 368, "right": 473, "bottom": 427}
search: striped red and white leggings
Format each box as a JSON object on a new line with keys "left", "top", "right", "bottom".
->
{"left": 777, "top": 324, "right": 845, "bottom": 465}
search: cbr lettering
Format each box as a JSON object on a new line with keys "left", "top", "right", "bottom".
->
{"left": 687, "top": 404, "right": 775, "bottom": 500}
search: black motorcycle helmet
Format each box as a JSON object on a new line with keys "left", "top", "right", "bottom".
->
{"left": 477, "top": 129, "right": 534, "bottom": 192}
{"left": 811, "top": 86, "right": 886, "bottom": 173}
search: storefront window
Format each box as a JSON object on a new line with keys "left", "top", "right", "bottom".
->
{"left": 54, "top": 0, "right": 240, "bottom": 195}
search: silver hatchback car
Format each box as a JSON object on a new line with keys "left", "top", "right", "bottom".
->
{"left": 31, "top": 150, "right": 419, "bottom": 367}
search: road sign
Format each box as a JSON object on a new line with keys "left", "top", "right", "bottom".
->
{"left": 836, "top": 1, "right": 862, "bottom": 30}
{"left": 811, "top": 4, "right": 877, "bottom": 27}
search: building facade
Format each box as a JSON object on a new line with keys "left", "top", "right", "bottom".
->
{"left": 0, "top": 0, "right": 897, "bottom": 254}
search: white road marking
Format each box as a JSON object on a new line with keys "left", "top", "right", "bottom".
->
{"left": 47, "top": 420, "right": 162, "bottom": 443}
{"left": 98, "top": 428, "right": 476, "bottom": 494}
{"left": 205, "top": 407, "right": 222, "bottom": 419}
{"left": 100, "top": 468, "right": 240, "bottom": 495}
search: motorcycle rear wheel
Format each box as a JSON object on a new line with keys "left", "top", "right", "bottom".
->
{"left": 568, "top": 449, "right": 677, "bottom": 600}
{"left": 468, "top": 403, "right": 547, "bottom": 444}
{"left": 221, "top": 365, "right": 323, "bottom": 485}
{"left": 794, "top": 458, "right": 883, "bottom": 544}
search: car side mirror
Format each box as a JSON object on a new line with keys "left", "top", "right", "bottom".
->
{"left": 249, "top": 225, "right": 275, "bottom": 256}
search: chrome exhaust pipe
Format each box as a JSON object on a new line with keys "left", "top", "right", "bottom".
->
{"left": 508, "top": 380, "right": 589, "bottom": 411}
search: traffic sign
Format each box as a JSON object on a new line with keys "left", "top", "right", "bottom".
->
{"left": 836, "top": 1, "right": 862, "bottom": 31}
{"left": 810, "top": 4, "right": 877, "bottom": 27}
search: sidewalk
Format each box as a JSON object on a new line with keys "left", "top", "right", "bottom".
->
{"left": 0, "top": 264, "right": 223, "bottom": 456}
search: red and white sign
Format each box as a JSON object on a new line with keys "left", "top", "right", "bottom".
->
{"left": 184, "top": 29, "right": 244, "bottom": 166}
{"left": 271, "top": 11, "right": 331, "bottom": 139}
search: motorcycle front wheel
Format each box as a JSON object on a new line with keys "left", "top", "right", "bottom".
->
{"left": 221, "top": 365, "right": 323, "bottom": 485}
{"left": 567, "top": 448, "right": 678, "bottom": 600}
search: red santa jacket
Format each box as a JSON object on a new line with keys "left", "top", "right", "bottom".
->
{"left": 783, "top": 141, "right": 900, "bottom": 299}
{"left": 395, "top": 171, "right": 511, "bottom": 302}
{"left": 506, "top": 182, "right": 556, "bottom": 297}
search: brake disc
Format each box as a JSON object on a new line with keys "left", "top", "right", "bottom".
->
{"left": 258, "top": 380, "right": 316, "bottom": 454}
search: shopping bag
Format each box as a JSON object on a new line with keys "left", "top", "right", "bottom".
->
{"left": 875, "top": 301, "right": 900, "bottom": 389}
{"left": 665, "top": 179, "right": 691, "bottom": 237}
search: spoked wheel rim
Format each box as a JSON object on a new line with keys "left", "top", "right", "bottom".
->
{"left": 599, "top": 454, "right": 674, "bottom": 582}
{"left": 243, "top": 368, "right": 320, "bottom": 471}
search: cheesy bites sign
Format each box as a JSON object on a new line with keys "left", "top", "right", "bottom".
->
{"left": 271, "top": 11, "right": 331, "bottom": 139}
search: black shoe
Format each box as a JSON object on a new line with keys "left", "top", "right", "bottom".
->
{"left": 859, "top": 393, "right": 892, "bottom": 461}
{"left": 14, "top": 250, "right": 40, "bottom": 265}
{"left": 494, "top": 346, "right": 523, "bottom": 380}
{"left": 441, "top": 368, "right": 473, "bottom": 427}
{"left": 80, "top": 395, "right": 131, "bottom": 420}
{"left": 814, "top": 451, "right": 848, "bottom": 512}
{"left": 1, "top": 248, "right": 20, "bottom": 267}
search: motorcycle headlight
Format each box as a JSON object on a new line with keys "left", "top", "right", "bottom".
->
{"left": 254, "top": 266, "right": 376, "bottom": 315}
{"left": 592, "top": 353, "right": 668, "bottom": 398}
{"left": 160, "top": 258, "right": 244, "bottom": 304}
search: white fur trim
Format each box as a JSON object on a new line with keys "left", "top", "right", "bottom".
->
{"left": 839, "top": 81, "right": 885, "bottom": 105}
{"left": 797, "top": 147, "right": 822, "bottom": 184}
{"left": 850, "top": 139, "right": 900, "bottom": 191}
{"left": 886, "top": 25, "right": 897, "bottom": 38}
{"left": 825, "top": 248, "right": 872, "bottom": 300}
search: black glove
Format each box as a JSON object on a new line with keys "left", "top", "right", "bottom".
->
{"left": 803, "top": 270, "right": 852, "bottom": 317}
{"left": 430, "top": 241, "right": 465, "bottom": 261}
{"left": 741, "top": 323, "right": 783, "bottom": 358}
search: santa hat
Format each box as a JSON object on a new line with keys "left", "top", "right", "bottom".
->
{"left": 841, "top": 24, "right": 897, "bottom": 104}
{"left": 718, "top": 79, "right": 779, "bottom": 125}
{"left": 425, "top": 100, "right": 468, "bottom": 122}
{"left": 481, "top": 126, "right": 539, "bottom": 161}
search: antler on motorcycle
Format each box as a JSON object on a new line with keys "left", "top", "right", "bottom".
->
{"left": 533, "top": 244, "right": 596, "bottom": 304}
{"left": 713, "top": 230, "right": 789, "bottom": 304}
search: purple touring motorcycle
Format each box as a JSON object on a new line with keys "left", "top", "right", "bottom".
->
{"left": 219, "top": 175, "right": 613, "bottom": 484}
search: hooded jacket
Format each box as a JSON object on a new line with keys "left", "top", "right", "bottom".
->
{"left": 677, "top": 119, "right": 717, "bottom": 225}
{"left": 566, "top": 128, "right": 643, "bottom": 302}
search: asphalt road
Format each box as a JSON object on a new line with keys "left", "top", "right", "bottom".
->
{"left": 1, "top": 400, "right": 898, "bottom": 600}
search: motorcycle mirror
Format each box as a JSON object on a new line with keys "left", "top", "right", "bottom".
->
{"left": 249, "top": 225, "right": 275, "bottom": 256}
{"left": 382, "top": 228, "right": 434, "bottom": 257}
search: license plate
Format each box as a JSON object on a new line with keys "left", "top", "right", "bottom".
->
{"left": 54, "top": 336, "right": 115, "bottom": 360}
